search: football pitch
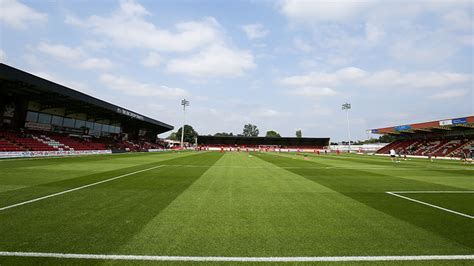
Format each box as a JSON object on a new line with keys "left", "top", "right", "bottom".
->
{"left": 0, "top": 151, "right": 473, "bottom": 265}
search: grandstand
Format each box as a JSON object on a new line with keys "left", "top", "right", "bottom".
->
{"left": 197, "top": 136, "right": 329, "bottom": 151}
{"left": 372, "top": 116, "right": 474, "bottom": 158}
{"left": 0, "top": 63, "right": 173, "bottom": 157}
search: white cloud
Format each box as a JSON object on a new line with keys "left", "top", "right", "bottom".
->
{"left": 457, "top": 35, "right": 474, "bottom": 46}
{"left": 82, "top": 39, "right": 107, "bottom": 50}
{"left": 78, "top": 58, "right": 114, "bottom": 70}
{"left": 194, "top": 106, "right": 218, "bottom": 116}
{"left": 362, "top": 70, "right": 471, "bottom": 89}
{"left": 31, "top": 71, "right": 92, "bottom": 94}
{"left": 100, "top": 73, "right": 188, "bottom": 99}
{"left": 38, "top": 42, "right": 84, "bottom": 61}
{"left": 280, "top": 67, "right": 472, "bottom": 90}
{"left": 274, "top": 0, "right": 474, "bottom": 85}
{"left": 69, "top": 0, "right": 222, "bottom": 52}
{"left": 23, "top": 54, "right": 40, "bottom": 66}
{"left": 280, "top": 0, "right": 375, "bottom": 23}
{"left": 293, "top": 38, "right": 313, "bottom": 52}
{"left": 298, "top": 59, "right": 318, "bottom": 69}
{"left": 242, "top": 23, "right": 269, "bottom": 39}
{"left": 142, "top": 52, "right": 162, "bottom": 67}
{"left": 146, "top": 103, "right": 174, "bottom": 113}
{"left": 388, "top": 34, "right": 458, "bottom": 64}
{"left": 442, "top": 10, "right": 473, "bottom": 31}
{"left": 65, "top": 14, "right": 87, "bottom": 27}
{"left": 336, "top": 67, "right": 367, "bottom": 80}
{"left": 428, "top": 89, "right": 469, "bottom": 100}
{"left": 37, "top": 42, "right": 114, "bottom": 70}
{"left": 365, "top": 23, "right": 384, "bottom": 42}
{"left": 119, "top": 0, "right": 149, "bottom": 16}
{"left": 280, "top": 71, "right": 340, "bottom": 87}
{"left": 253, "top": 108, "right": 286, "bottom": 118}
{"left": 279, "top": 0, "right": 472, "bottom": 66}
{"left": 305, "top": 104, "right": 333, "bottom": 116}
{"left": 0, "top": 49, "right": 6, "bottom": 62}
{"left": 289, "top": 87, "right": 338, "bottom": 98}
{"left": 0, "top": 0, "right": 47, "bottom": 29}
{"left": 166, "top": 44, "right": 256, "bottom": 78}
{"left": 66, "top": 0, "right": 255, "bottom": 78}
{"left": 279, "top": 0, "right": 471, "bottom": 24}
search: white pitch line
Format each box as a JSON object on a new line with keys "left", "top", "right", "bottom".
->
{"left": 0, "top": 252, "right": 473, "bottom": 262}
{"left": 157, "top": 164, "right": 474, "bottom": 170}
{"left": 0, "top": 165, "right": 164, "bottom": 211}
{"left": 389, "top": 191, "right": 474, "bottom": 194}
{"left": 386, "top": 192, "right": 474, "bottom": 219}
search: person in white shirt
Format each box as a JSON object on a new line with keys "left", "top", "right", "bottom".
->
{"left": 390, "top": 149, "right": 396, "bottom": 162}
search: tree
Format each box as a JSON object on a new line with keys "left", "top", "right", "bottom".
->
{"left": 360, "top": 138, "right": 380, "bottom": 144}
{"left": 378, "top": 134, "right": 396, "bottom": 143}
{"left": 167, "top": 132, "right": 177, "bottom": 140}
{"left": 353, "top": 135, "right": 396, "bottom": 145}
{"left": 242, "top": 124, "right": 259, "bottom": 137}
{"left": 265, "top": 130, "right": 281, "bottom": 138}
{"left": 296, "top": 129, "right": 302, "bottom": 138}
{"left": 175, "top": 124, "right": 199, "bottom": 143}
{"left": 214, "top": 132, "right": 233, "bottom": 137}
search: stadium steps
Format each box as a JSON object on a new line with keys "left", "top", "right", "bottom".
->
{"left": 413, "top": 140, "right": 444, "bottom": 155}
{"left": 53, "top": 135, "right": 102, "bottom": 151}
{"left": 432, "top": 140, "right": 461, "bottom": 156}
{"left": 376, "top": 140, "right": 417, "bottom": 154}
{"left": 7, "top": 135, "right": 55, "bottom": 151}
{"left": 420, "top": 140, "right": 447, "bottom": 155}
{"left": 448, "top": 140, "right": 474, "bottom": 156}
{"left": 34, "top": 135, "right": 71, "bottom": 151}
{"left": 0, "top": 131, "right": 108, "bottom": 152}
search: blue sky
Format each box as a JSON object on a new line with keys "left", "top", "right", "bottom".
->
{"left": 1, "top": 0, "right": 473, "bottom": 141}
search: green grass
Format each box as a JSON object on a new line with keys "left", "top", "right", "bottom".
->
{"left": 0, "top": 151, "right": 473, "bottom": 265}
{"left": 398, "top": 193, "right": 474, "bottom": 215}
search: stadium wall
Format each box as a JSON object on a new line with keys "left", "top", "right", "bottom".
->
{"left": 373, "top": 153, "right": 473, "bottom": 161}
{"left": 0, "top": 150, "right": 112, "bottom": 159}
{"left": 330, "top": 144, "right": 387, "bottom": 153}
{"left": 204, "top": 147, "right": 329, "bottom": 152}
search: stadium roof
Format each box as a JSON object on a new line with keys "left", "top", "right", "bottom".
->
{"left": 371, "top": 116, "right": 474, "bottom": 135}
{"left": 0, "top": 63, "right": 173, "bottom": 134}
{"left": 197, "top": 136, "right": 330, "bottom": 146}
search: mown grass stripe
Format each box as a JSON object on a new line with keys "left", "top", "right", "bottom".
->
{"left": 0, "top": 151, "right": 201, "bottom": 206}
{"left": 253, "top": 152, "right": 474, "bottom": 249}
{"left": 0, "top": 165, "right": 164, "bottom": 211}
{"left": 386, "top": 192, "right": 474, "bottom": 219}
{"left": 0, "top": 152, "right": 225, "bottom": 255}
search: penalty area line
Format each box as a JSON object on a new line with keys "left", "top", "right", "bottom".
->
{"left": 386, "top": 191, "right": 474, "bottom": 219}
{"left": 0, "top": 165, "right": 164, "bottom": 211}
{"left": 0, "top": 252, "right": 473, "bottom": 262}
